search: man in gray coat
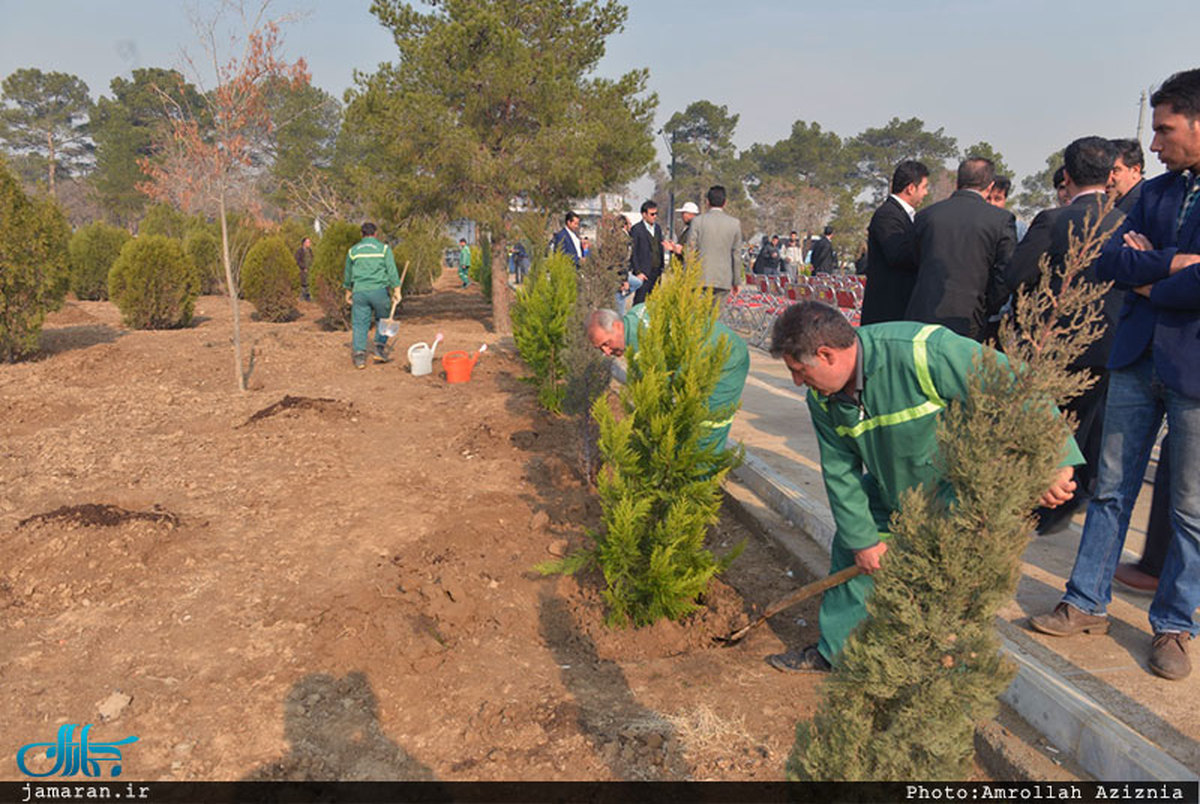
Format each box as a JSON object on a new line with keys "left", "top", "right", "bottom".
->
{"left": 685, "top": 185, "right": 743, "bottom": 304}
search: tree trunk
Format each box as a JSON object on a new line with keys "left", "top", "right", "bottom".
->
{"left": 46, "top": 132, "right": 56, "bottom": 198}
{"left": 218, "top": 194, "right": 247, "bottom": 392}
{"left": 490, "top": 232, "right": 511, "bottom": 335}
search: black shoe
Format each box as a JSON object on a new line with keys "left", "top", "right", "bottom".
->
{"left": 373, "top": 342, "right": 392, "bottom": 363}
{"left": 766, "top": 645, "right": 831, "bottom": 673}
{"left": 352, "top": 352, "right": 366, "bottom": 370}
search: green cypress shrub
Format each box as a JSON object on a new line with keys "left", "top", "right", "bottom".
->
{"left": 788, "top": 210, "right": 1116, "bottom": 781}
{"left": 68, "top": 222, "right": 130, "bottom": 301}
{"left": 0, "top": 159, "right": 71, "bottom": 362}
{"left": 241, "top": 235, "right": 301, "bottom": 322}
{"left": 139, "top": 203, "right": 192, "bottom": 239}
{"left": 184, "top": 227, "right": 223, "bottom": 295}
{"left": 470, "top": 241, "right": 492, "bottom": 302}
{"left": 310, "top": 221, "right": 361, "bottom": 330}
{"left": 512, "top": 252, "right": 577, "bottom": 413}
{"left": 108, "top": 235, "right": 200, "bottom": 329}
{"left": 540, "top": 258, "right": 743, "bottom": 626}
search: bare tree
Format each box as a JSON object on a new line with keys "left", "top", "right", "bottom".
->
{"left": 138, "top": 0, "right": 309, "bottom": 391}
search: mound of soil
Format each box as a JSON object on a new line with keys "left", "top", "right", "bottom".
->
{"left": 1, "top": 267, "right": 828, "bottom": 781}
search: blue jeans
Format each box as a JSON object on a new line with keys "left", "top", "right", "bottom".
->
{"left": 351, "top": 287, "right": 390, "bottom": 355}
{"left": 1061, "top": 353, "right": 1200, "bottom": 635}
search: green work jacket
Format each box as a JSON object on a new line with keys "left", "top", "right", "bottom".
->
{"left": 343, "top": 237, "right": 400, "bottom": 291}
{"left": 807, "top": 321, "right": 1085, "bottom": 553}
{"left": 622, "top": 303, "right": 750, "bottom": 420}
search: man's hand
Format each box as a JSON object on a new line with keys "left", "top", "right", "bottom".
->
{"left": 1040, "top": 466, "right": 1077, "bottom": 508}
{"left": 391, "top": 286, "right": 402, "bottom": 303}
{"left": 1124, "top": 231, "right": 1153, "bottom": 251}
{"left": 854, "top": 541, "right": 888, "bottom": 574}
{"left": 1134, "top": 284, "right": 1153, "bottom": 298}
{"left": 344, "top": 289, "right": 353, "bottom": 305}
{"left": 1171, "top": 253, "right": 1200, "bottom": 273}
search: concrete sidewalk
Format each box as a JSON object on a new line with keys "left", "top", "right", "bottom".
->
{"left": 727, "top": 345, "right": 1199, "bottom": 782}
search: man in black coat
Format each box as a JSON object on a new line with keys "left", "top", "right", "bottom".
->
{"left": 860, "top": 160, "right": 929, "bottom": 324}
{"left": 1110, "top": 137, "right": 1145, "bottom": 215}
{"left": 1003, "top": 137, "right": 1125, "bottom": 533}
{"left": 808, "top": 225, "right": 837, "bottom": 273}
{"left": 630, "top": 199, "right": 666, "bottom": 304}
{"left": 906, "top": 157, "right": 1018, "bottom": 340}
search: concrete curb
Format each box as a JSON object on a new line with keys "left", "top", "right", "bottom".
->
{"left": 731, "top": 448, "right": 1196, "bottom": 783}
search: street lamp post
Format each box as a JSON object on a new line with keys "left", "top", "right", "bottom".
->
{"left": 661, "top": 128, "right": 677, "bottom": 242}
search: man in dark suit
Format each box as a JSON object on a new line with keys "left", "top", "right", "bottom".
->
{"left": 1001, "top": 137, "right": 1124, "bottom": 534}
{"left": 630, "top": 200, "right": 666, "bottom": 304}
{"left": 1031, "top": 70, "right": 1200, "bottom": 682}
{"left": 905, "top": 157, "right": 1018, "bottom": 341}
{"left": 860, "top": 160, "right": 929, "bottom": 324}
{"left": 1109, "top": 138, "right": 1145, "bottom": 215}
{"left": 549, "top": 210, "right": 583, "bottom": 267}
{"left": 809, "top": 225, "right": 837, "bottom": 273}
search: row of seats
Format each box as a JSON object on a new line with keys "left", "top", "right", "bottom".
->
{"left": 723, "top": 275, "right": 864, "bottom": 347}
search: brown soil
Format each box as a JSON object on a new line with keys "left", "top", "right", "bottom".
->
{"left": 1, "top": 267, "right": 830, "bottom": 782}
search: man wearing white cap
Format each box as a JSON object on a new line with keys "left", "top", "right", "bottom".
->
{"left": 685, "top": 185, "right": 743, "bottom": 305}
{"left": 665, "top": 201, "right": 700, "bottom": 264}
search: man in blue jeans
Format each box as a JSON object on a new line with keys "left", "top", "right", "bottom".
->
{"left": 343, "top": 222, "right": 402, "bottom": 369}
{"left": 1031, "top": 68, "right": 1200, "bottom": 681}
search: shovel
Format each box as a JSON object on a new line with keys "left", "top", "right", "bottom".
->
{"left": 378, "top": 261, "right": 411, "bottom": 339}
{"left": 713, "top": 565, "right": 863, "bottom": 646}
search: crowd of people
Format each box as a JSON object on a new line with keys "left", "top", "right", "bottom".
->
{"left": 341, "top": 66, "right": 1200, "bottom": 686}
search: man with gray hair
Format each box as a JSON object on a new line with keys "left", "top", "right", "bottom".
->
{"left": 765, "top": 302, "right": 1081, "bottom": 672}
{"left": 586, "top": 301, "right": 748, "bottom": 454}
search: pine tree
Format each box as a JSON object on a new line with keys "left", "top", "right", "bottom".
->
{"left": 544, "top": 257, "right": 743, "bottom": 626}
{"left": 789, "top": 206, "right": 1117, "bottom": 780}
{"left": 511, "top": 251, "right": 577, "bottom": 413}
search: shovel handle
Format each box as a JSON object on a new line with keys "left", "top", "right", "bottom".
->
{"left": 388, "top": 262, "right": 411, "bottom": 318}
{"left": 720, "top": 565, "right": 864, "bottom": 644}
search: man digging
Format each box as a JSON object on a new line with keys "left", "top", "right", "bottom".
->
{"left": 766, "top": 302, "right": 1083, "bottom": 672}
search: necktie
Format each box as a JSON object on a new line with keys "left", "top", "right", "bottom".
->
{"left": 1176, "top": 173, "right": 1200, "bottom": 236}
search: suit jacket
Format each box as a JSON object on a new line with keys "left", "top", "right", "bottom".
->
{"left": 860, "top": 196, "right": 917, "bottom": 324}
{"left": 685, "top": 207, "right": 742, "bottom": 290}
{"left": 629, "top": 219, "right": 665, "bottom": 292}
{"left": 809, "top": 236, "right": 836, "bottom": 273}
{"left": 549, "top": 227, "right": 581, "bottom": 266}
{"left": 906, "top": 189, "right": 1018, "bottom": 340}
{"left": 1002, "top": 206, "right": 1068, "bottom": 294}
{"left": 1116, "top": 179, "right": 1143, "bottom": 216}
{"left": 1097, "top": 171, "right": 1200, "bottom": 399}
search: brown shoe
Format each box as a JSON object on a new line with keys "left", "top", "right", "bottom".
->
{"left": 1149, "top": 632, "right": 1192, "bottom": 680}
{"left": 1113, "top": 562, "right": 1159, "bottom": 594}
{"left": 1029, "top": 602, "right": 1110, "bottom": 637}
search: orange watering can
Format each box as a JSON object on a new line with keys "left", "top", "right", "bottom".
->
{"left": 443, "top": 344, "right": 487, "bottom": 383}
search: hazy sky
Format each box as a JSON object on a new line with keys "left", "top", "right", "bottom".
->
{"left": 0, "top": 0, "right": 1193, "bottom": 189}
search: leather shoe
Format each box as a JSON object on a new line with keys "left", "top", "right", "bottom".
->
{"left": 1149, "top": 632, "right": 1192, "bottom": 681}
{"left": 1029, "top": 602, "right": 1109, "bottom": 637}
{"left": 1113, "top": 562, "right": 1158, "bottom": 594}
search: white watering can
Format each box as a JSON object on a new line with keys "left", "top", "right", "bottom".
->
{"left": 407, "top": 332, "right": 443, "bottom": 376}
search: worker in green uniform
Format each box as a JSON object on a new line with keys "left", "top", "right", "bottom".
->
{"left": 585, "top": 303, "right": 749, "bottom": 455}
{"left": 457, "top": 238, "right": 471, "bottom": 287}
{"left": 766, "top": 301, "right": 1083, "bottom": 672}
{"left": 343, "top": 222, "right": 401, "bottom": 370}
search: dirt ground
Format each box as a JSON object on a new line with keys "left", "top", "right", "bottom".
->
{"left": 1, "top": 266, "right": 837, "bottom": 782}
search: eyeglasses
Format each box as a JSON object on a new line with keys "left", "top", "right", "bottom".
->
{"left": 646, "top": 211, "right": 658, "bottom": 217}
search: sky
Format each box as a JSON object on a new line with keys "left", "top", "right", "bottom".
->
{"left": 0, "top": 0, "right": 1194, "bottom": 194}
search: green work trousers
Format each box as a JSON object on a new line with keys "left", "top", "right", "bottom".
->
{"left": 351, "top": 287, "right": 391, "bottom": 355}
